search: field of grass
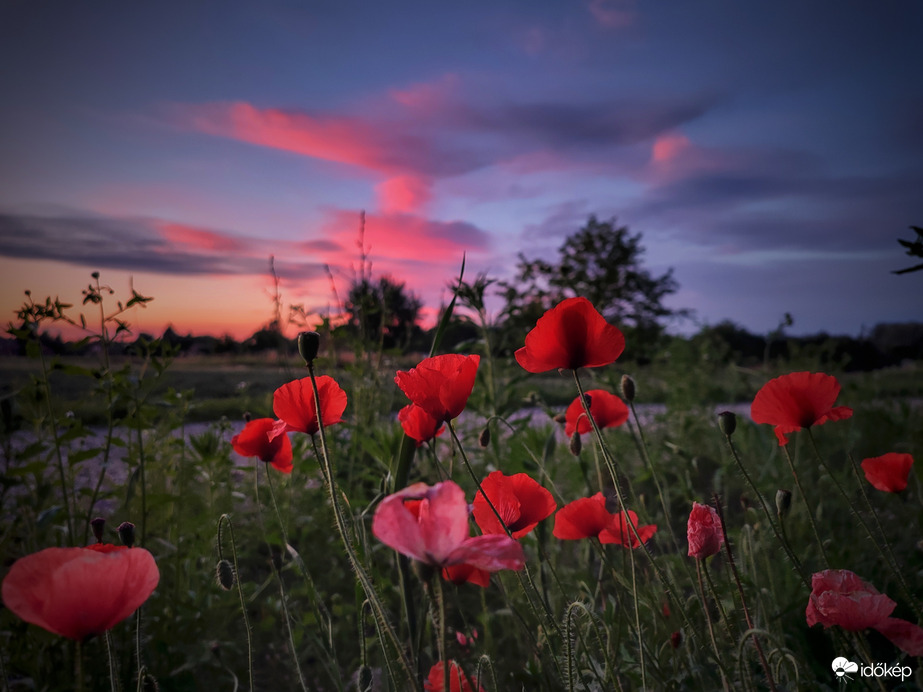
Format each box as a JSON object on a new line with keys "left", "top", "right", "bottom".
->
{"left": 1, "top": 320, "right": 921, "bottom": 691}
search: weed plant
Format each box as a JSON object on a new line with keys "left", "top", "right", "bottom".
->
{"left": 0, "top": 274, "right": 920, "bottom": 691}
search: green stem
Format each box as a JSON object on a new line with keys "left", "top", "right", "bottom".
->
{"left": 722, "top": 433, "right": 810, "bottom": 588}
{"left": 712, "top": 495, "right": 777, "bottom": 692}
{"left": 306, "top": 362, "right": 416, "bottom": 686}
{"left": 696, "top": 559, "right": 730, "bottom": 692}
{"left": 105, "top": 631, "right": 120, "bottom": 692}
{"left": 781, "top": 444, "right": 828, "bottom": 567}
{"left": 217, "top": 514, "right": 253, "bottom": 692}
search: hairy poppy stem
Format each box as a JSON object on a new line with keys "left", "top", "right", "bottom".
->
{"left": 813, "top": 437, "right": 923, "bottom": 623}
{"left": 780, "top": 444, "right": 830, "bottom": 568}
{"left": 104, "top": 630, "right": 119, "bottom": 692}
{"left": 713, "top": 494, "right": 778, "bottom": 692}
{"left": 696, "top": 560, "right": 731, "bottom": 692}
{"left": 217, "top": 514, "right": 253, "bottom": 692}
{"left": 252, "top": 461, "right": 310, "bottom": 692}
{"left": 306, "top": 361, "right": 416, "bottom": 686}
{"left": 721, "top": 433, "right": 810, "bottom": 589}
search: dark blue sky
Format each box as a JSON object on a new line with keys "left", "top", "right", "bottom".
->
{"left": 1, "top": 1, "right": 921, "bottom": 338}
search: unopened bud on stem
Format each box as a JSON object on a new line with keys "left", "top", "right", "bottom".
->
{"left": 775, "top": 489, "right": 792, "bottom": 520}
{"left": 297, "top": 331, "right": 320, "bottom": 365}
{"left": 717, "top": 411, "right": 737, "bottom": 436}
{"left": 569, "top": 431, "right": 582, "bottom": 456}
{"left": 90, "top": 517, "right": 106, "bottom": 543}
{"left": 117, "top": 521, "right": 135, "bottom": 548}
{"left": 620, "top": 374, "right": 636, "bottom": 402}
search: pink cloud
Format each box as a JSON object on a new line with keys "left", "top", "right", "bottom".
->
{"left": 180, "top": 101, "right": 390, "bottom": 172}
{"left": 375, "top": 175, "right": 433, "bottom": 214}
{"left": 588, "top": 0, "right": 636, "bottom": 29}
{"left": 158, "top": 222, "right": 249, "bottom": 253}
{"left": 651, "top": 132, "right": 692, "bottom": 165}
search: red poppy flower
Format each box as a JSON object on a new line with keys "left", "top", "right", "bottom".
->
{"left": 394, "top": 354, "right": 480, "bottom": 424}
{"left": 442, "top": 562, "right": 491, "bottom": 588}
{"left": 424, "top": 661, "right": 484, "bottom": 692}
{"left": 599, "top": 510, "right": 657, "bottom": 548}
{"left": 564, "top": 389, "right": 629, "bottom": 436}
{"left": 861, "top": 453, "right": 914, "bottom": 493}
{"left": 806, "top": 569, "right": 923, "bottom": 656}
{"left": 231, "top": 418, "right": 293, "bottom": 473}
{"left": 1, "top": 545, "right": 159, "bottom": 640}
{"left": 398, "top": 404, "right": 445, "bottom": 447}
{"left": 471, "top": 471, "right": 557, "bottom": 539}
{"left": 514, "top": 297, "right": 625, "bottom": 373}
{"left": 750, "top": 371, "right": 853, "bottom": 445}
{"left": 553, "top": 493, "right": 656, "bottom": 547}
{"left": 687, "top": 502, "right": 724, "bottom": 559}
{"left": 553, "top": 494, "right": 613, "bottom": 540}
{"left": 272, "top": 375, "right": 347, "bottom": 436}
{"left": 372, "top": 481, "right": 524, "bottom": 574}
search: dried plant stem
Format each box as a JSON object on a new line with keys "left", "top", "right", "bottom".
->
{"left": 105, "top": 631, "right": 120, "bottom": 692}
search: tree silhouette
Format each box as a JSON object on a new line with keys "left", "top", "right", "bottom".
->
{"left": 893, "top": 226, "right": 923, "bottom": 275}
{"left": 500, "top": 216, "right": 685, "bottom": 356}
{"left": 345, "top": 275, "right": 422, "bottom": 351}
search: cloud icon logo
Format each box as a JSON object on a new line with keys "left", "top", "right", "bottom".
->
{"left": 832, "top": 657, "right": 859, "bottom": 680}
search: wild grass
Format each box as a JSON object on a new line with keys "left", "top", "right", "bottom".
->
{"left": 0, "top": 285, "right": 920, "bottom": 691}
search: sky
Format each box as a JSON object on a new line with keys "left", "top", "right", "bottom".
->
{"left": 1, "top": 1, "right": 921, "bottom": 342}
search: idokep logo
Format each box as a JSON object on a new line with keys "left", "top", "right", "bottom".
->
{"left": 832, "top": 656, "right": 913, "bottom": 684}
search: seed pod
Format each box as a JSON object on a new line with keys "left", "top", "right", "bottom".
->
{"left": 478, "top": 426, "right": 491, "bottom": 448}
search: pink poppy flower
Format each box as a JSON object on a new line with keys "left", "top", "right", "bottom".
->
{"left": 372, "top": 481, "right": 524, "bottom": 574}
{"left": 2, "top": 545, "right": 159, "bottom": 640}
{"left": 751, "top": 371, "right": 853, "bottom": 445}
{"left": 861, "top": 453, "right": 914, "bottom": 493}
{"left": 806, "top": 569, "right": 923, "bottom": 656}
{"left": 687, "top": 502, "right": 724, "bottom": 559}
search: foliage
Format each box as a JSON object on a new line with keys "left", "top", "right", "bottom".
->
{"left": 498, "top": 216, "right": 685, "bottom": 359}
{"left": 2, "top": 275, "right": 922, "bottom": 692}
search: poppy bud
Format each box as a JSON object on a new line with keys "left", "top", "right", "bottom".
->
{"left": 671, "top": 630, "right": 683, "bottom": 649}
{"left": 243, "top": 411, "right": 252, "bottom": 423}
{"left": 117, "top": 521, "right": 135, "bottom": 548}
{"left": 216, "top": 559, "right": 235, "bottom": 590}
{"left": 620, "top": 374, "right": 636, "bottom": 402}
{"left": 569, "top": 431, "right": 582, "bottom": 456}
{"left": 717, "top": 411, "right": 737, "bottom": 436}
{"left": 90, "top": 517, "right": 106, "bottom": 543}
{"left": 553, "top": 413, "right": 566, "bottom": 424}
{"left": 297, "top": 331, "right": 320, "bottom": 365}
{"left": 478, "top": 426, "right": 491, "bottom": 448}
{"left": 91, "top": 271, "right": 100, "bottom": 280}
{"left": 775, "top": 489, "right": 792, "bottom": 520}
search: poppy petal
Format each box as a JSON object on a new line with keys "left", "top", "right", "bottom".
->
{"left": 446, "top": 535, "right": 525, "bottom": 572}
{"left": 874, "top": 617, "right": 923, "bottom": 657}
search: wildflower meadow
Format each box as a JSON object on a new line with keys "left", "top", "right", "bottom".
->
{"left": 1, "top": 276, "right": 921, "bottom": 692}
